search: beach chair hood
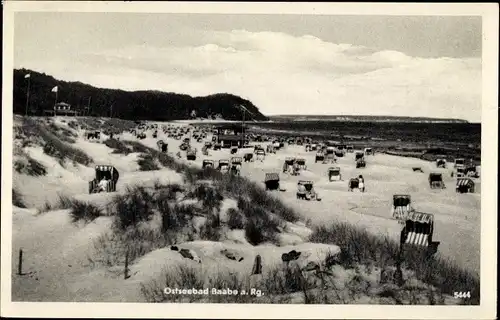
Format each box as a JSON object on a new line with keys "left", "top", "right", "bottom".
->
{"left": 95, "top": 165, "right": 119, "bottom": 182}
{"left": 456, "top": 178, "right": 474, "bottom": 187}
{"left": 265, "top": 173, "right": 280, "bottom": 182}
{"left": 231, "top": 157, "right": 243, "bottom": 164}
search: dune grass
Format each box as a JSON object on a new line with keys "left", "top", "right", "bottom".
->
{"left": 237, "top": 197, "right": 281, "bottom": 245}
{"left": 105, "top": 142, "right": 287, "bottom": 246}
{"left": 67, "top": 120, "right": 79, "bottom": 130}
{"left": 89, "top": 184, "right": 204, "bottom": 265}
{"left": 47, "top": 122, "right": 77, "bottom": 143}
{"left": 139, "top": 259, "right": 450, "bottom": 304}
{"left": 121, "top": 141, "right": 161, "bottom": 171}
{"left": 182, "top": 166, "right": 300, "bottom": 223}
{"left": 88, "top": 176, "right": 287, "bottom": 267}
{"left": 120, "top": 141, "right": 300, "bottom": 224}
{"left": 309, "top": 224, "right": 479, "bottom": 305}
{"left": 21, "top": 118, "right": 93, "bottom": 166}
{"left": 12, "top": 188, "right": 26, "bottom": 208}
{"left": 139, "top": 265, "right": 261, "bottom": 303}
{"left": 37, "top": 193, "right": 78, "bottom": 214}
{"left": 227, "top": 208, "right": 245, "bottom": 229}
{"left": 68, "top": 200, "right": 104, "bottom": 224}
{"left": 14, "top": 155, "right": 47, "bottom": 176}
{"left": 103, "top": 138, "right": 132, "bottom": 155}
{"left": 137, "top": 154, "right": 160, "bottom": 171}
{"left": 77, "top": 117, "right": 136, "bottom": 133}
{"left": 112, "top": 185, "right": 157, "bottom": 231}
{"left": 102, "top": 118, "right": 137, "bottom": 134}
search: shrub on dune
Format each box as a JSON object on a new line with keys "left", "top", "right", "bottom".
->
{"left": 67, "top": 120, "right": 78, "bottom": 130}
{"left": 227, "top": 208, "right": 245, "bottom": 229}
{"left": 90, "top": 183, "right": 197, "bottom": 266}
{"left": 12, "top": 188, "right": 26, "bottom": 208}
{"left": 199, "top": 211, "right": 222, "bottom": 241}
{"left": 188, "top": 182, "right": 224, "bottom": 210}
{"left": 159, "top": 153, "right": 187, "bottom": 173}
{"left": 21, "top": 118, "right": 93, "bottom": 166}
{"left": 140, "top": 265, "right": 252, "bottom": 303}
{"left": 38, "top": 193, "right": 79, "bottom": 214}
{"left": 309, "top": 223, "right": 480, "bottom": 304}
{"left": 56, "top": 193, "right": 77, "bottom": 209}
{"left": 243, "top": 206, "right": 280, "bottom": 246}
{"left": 91, "top": 228, "right": 166, "bottom": 267}
{"left": 214, "top": 175, "right": 299, "bottom": 223}
{"left": 163, "top": 203, "right": 194, "bottom": 233}
{"left": 310, "top": 223, "right": 399, "bottom": 267}
{"left": 137, "top": 154, "right": 160, "bottom": 171}
{"left": 244, "top": 218, "right": 266, "bottom": 245}
{"left": 154, "top": 182, "right": 184, "bottom": 201}
{"left": 140, "top": 265, "right": 207, "bottom": 303}
{"left": 184, "top": 166, "right": 222, "bottom": 183}
{"left": 123, "top": 140, "right": 150, "bottom": 154}
{"left": 158, "top": 202, "right": 182, "bottom": 234}
{"left": 104, "top": 139, "right": 131, "bottom": 154}
{"left": 112, "top": 186, "right": 156, "bottom": 231}
{"left": 42, "top": 133, "right": 92, "bottom": 165}
{"left": 69, "top": 200, "right": 103, "bottom": 224}
{"left": 14, "top": 156, "right": 47, "bottom": 176}
{"left": 48, "top": 122, "right": 77, "bottom": 143}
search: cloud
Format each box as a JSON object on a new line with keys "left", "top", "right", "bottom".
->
{"left": 16, "top": 30, "right": 481, "bottom": 122}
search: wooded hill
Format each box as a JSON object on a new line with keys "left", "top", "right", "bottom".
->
{"left": 13, "top": 69, "right": 268, "bottom": 121}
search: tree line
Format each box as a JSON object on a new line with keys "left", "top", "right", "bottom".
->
{"left": 13, "top": 69, "right": 268, "bottom": 121}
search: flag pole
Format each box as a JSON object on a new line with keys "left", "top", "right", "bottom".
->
{"left": 25, "top": 76, "right": 31, "bottom": 116}
{"left": 53, "top": 87, "right": 58, "bottom": 117}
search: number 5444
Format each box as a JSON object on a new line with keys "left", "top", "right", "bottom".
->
{"left": 454, "top": 291, "right": 471, "bottom": 299}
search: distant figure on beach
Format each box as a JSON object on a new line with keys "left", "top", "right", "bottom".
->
{"left": 358, "top": 175, "right": 365, "bottom": 192}
{"left": 97, "top": 176, "right": 109, "bottom": 193}
{"left": 297, "top": 182, "right": 306, "bottom": 198}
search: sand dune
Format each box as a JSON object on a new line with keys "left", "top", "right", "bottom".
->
{"left": 141, "top": 122, "right": 480, "bottom": 273}
{"left": 10, "top": 117, "right": 479, "bottom": 303}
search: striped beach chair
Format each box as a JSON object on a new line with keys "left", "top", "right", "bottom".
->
{"left": 401, "top": 211, "right": 434, "bottom": 247}
{"left": 392, "top": 194, "right": 413, "bottom": 222}
{"left": 456, "top": 177, "right": 475, "bottom": 193}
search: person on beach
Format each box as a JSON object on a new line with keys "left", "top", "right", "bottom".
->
{"left": 358, "top": 175, "right": 365, "bottom": 192}
{"left": 97, "top": 176, "right": 109, "bottom": 193}
{"left": 297, "top": 182, "right": 306, "bottom": 198}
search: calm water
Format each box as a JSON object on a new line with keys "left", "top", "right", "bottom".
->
{"left": 249, "top": 121, "right": 481, "bottom": 145}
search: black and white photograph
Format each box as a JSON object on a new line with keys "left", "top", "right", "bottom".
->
{"left": 2, "top": 2, "right": 498, "bottom": 319}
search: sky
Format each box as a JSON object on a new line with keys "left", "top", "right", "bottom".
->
{"left": 14, "top": 13, "right": 482, "bottom": 122}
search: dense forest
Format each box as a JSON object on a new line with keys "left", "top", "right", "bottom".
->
{"left": 13, "top": 69, "right": 268, "bottom": 121}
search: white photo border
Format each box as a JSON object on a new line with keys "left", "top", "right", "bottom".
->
{"left": 2, "top": 2, "right": 498, "bottom": 319}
